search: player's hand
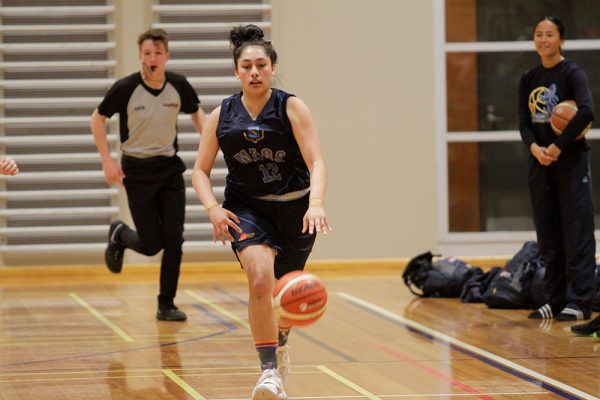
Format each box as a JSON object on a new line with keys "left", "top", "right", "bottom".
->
{"left": 0, "top": 158, "right": 19, "bottom": 176}
{"left": 102, "top": 158, "right": 125, "bottom": 186}
{"left": 545, "top": 144, "right": 562, "bottom": 160}
{"left": 530, "top": 143, "right": 556, "bottom": 166}
{"left": 207, "top": 206, "right": 242, "bottom": 245}
{"left": 302, "top": 204, "right": 332, "bottom": 235}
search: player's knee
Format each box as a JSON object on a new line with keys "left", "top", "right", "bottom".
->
{"left": 248, "top": 274, "right": 272, "bottom": 300}
{"left": 137, "top": 237, "right": 163, "bottom": 256}
{"left": 139, "top": 244, "right": 162, "bottom": 256}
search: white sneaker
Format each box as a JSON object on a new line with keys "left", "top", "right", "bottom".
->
{"left": 252, "top": 368, "right": 287, "bottom": 400}
{"left": 276, "top": 345, "right": 290, "bottom": 383}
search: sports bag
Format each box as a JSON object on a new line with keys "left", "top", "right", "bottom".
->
{"left": 403, "top": 251, "right": 479, "bottom": 298}
{"left": 460, "top": 266, "right": 501, "bottom": 303}
{"left": 482, "top": 241, "right": 544, "bottom": 309}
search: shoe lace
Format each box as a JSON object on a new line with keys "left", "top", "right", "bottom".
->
{"left": 276, "top": 345, "right": 290, "bottom": 375}
{"left": 277, "top": 345, "right": 290, "bottom": 361}
{"left": 257, "top": 368, "right": 282, "bottom": 387}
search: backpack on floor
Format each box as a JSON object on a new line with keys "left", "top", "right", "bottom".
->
{"left": 482, "top": 241, "right": 544, "bottom": 309}
{"left": 460, "top": 266, "right": 502, "bottom": 303}
{"left": 403, "top": 251, "right": 480, "bottom": 298}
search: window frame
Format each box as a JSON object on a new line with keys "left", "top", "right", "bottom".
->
{"left": 434, "top": 0, "right": 600, "bottom": 255}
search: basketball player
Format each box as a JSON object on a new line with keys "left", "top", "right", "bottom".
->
{"left": 519, "top": 17, "right": 596, "bottom": 322}
{"left": 91, "top": 28, "right": 206, "bottom": 321}
{"left": 0, "top": 158, "right": 18, "bottom": 176}
{"left": 192, "top": 24, "right": 331, "bottom": 400}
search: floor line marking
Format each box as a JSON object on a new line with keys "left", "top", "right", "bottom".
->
{"left": 214, "top": 394, "right": 550, "bottom": 400}
{"left": 0, "top": 371, "right": 555, "bottom": 397}
{"left": 0, "top": 329, "right": 231, "bottom": 369}
{"left": 317, "top": 365, "right": 381, "bottom": 400}
{"left": 68, "top": 292, "right": 133, "bottom": 342}
{"left": 373, "top": 344, "right": 493, "bottom": 400}
{"left": 162, "top": 369, "right": 206, "bottom": 400}
{"left": 185, "top": 289, "right": 250, "bottom": 329}
{"left": 1, "top": 374, "right": 160, "bottom": 383}
{"left": 338, "top": 292, "right": 596, "bottom": 400}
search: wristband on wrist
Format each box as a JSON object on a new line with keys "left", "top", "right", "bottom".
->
{"left": 309, "top": 198, "right": 324, "bottom": 207}
{"left": 204, "top": 201, "right": 218, "bottom": 210}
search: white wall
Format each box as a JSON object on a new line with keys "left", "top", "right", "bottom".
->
{"left": 110, "top": 0, "right": 439, "bottom": 264}
{"left": 271, "top": 0, "right": 438, "bottom": 259}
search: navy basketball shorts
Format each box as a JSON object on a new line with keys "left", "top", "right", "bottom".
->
{"left": 223, "top": 192, "right": 316, "bottom": 279}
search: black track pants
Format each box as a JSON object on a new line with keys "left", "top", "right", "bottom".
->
{"left": 528, "top": 150, "right": 596, "bottom": 312}
{"left": 120, "top": 155, "right": 187, "bottom": 308}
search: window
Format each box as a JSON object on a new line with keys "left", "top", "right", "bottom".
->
{"left": 439, "top": 0, "right": 600, "bottom": 252}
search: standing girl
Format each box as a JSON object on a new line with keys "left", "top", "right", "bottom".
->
{"left": 519, "top": 16, "right": 596, "bottom": 321}
{"left": 192, "top": 24, "right": 331, "bottom": 399}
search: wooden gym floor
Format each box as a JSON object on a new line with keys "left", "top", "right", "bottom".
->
{"left": 0, "top": 262, "right": 599, "bottom": 400}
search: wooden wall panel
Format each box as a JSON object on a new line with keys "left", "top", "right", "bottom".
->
{"left": 446, "top": 0, "right": 481, "bottom": 231}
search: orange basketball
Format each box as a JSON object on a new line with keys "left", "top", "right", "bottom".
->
{"left": 273, "top": 271, "right": 327, "bottom": 326}
{"left": 550, "top": 100, "right": 590, "bottom": 139}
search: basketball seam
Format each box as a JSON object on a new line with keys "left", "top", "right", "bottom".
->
{"left": 278, "top": 306, "right": 326, "bottom": 320}
{"left": 273, "top": 273, "right": 319, "bottom": 305}
{"left": 274, "top": 273, "right": 326, "bottom": 323}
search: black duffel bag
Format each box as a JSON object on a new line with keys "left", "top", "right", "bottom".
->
{"left": 403, "top": 251, "right": 479, "bottom": 298}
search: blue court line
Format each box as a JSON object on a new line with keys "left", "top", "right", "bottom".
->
{"left": 339, "top": 292, "right": 595, "bottom": 400}
{"left": 211, "top": 286, "right": 358, "bottom": 362}
{"left": 0, "top": 297, "right": 239, "bottom": 369}
{"left": 191, "top": 302, "right": 239, "bottom": 331}
{"left": 0, "top": 329, "right": 231, "bottom": 369}
{"left": 291, "top": 328, "right": 358, "bottom": 362}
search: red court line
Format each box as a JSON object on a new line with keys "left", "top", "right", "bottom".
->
{"left": 372, "top": 343, "right": 495, "bottom": 400}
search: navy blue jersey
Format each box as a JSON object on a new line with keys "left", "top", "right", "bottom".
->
{"left": 519, "top": 59, "right": 594, "bottom": 152}
{"left": 217, "top": 89, "right": 310, "bottom": 197}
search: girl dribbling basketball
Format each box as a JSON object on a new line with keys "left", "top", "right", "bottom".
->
{"left": 191, "top": 24, "right": 332, "bottom": 400}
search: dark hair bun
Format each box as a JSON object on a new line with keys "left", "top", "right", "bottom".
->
{"left": 230, "top": 24, "right": 264, "bottom": 48}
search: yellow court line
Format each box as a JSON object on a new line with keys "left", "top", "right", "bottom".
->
{"left": 0, "top": 370, "right": 154, "bottom": 378}
{"left": 317, "top": 365, "right": 381, "bottom": 400}
{"left": 1, "top": 366, "right": 257, "bottom": 379}
{"left": 0, "top": 374, "right": 162, "bottom": 383}
{"left": 68, "top": 292, "right": 134, "bottom": 342}
{"left": 0, "top": 337, "right": 215, "bottom": 347}
{"left": 185, "top": 289, "right": 250, "bottom": 329}
{"left": 162, "top": 369, "right": 206, "bottom": 400}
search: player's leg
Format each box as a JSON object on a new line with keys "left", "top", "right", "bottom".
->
{"left": 238, "top": 244, "right": 286, "bottom": 399}
{"left": 528, "top": 161, "right": 566, "bottom": 319}
{"left": 105, "top": 165, "right": 162, "bottom": 273}
{"left": 272, "top": 195, "right": 317, "bottom": 383}
{"left": 119, "top": 156, "right": 165, "bottom": 256}
{"left": 557, "top": 151, "right": 595, "bottom": 321}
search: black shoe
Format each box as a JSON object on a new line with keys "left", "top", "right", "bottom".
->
{"left": 156, "top": 306, "right": 187, "bottom": 321}
{"left": 105, "top": 220, "right": 126, "bottom": 273}
{"left": 571, "top": 314, "right": 600, "bottom": 335}
{"left": 556, "top": 303, "right": 591, "bottom": 321}
{"left": 528, "top": 304, "right": 555, "bottom": 319}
